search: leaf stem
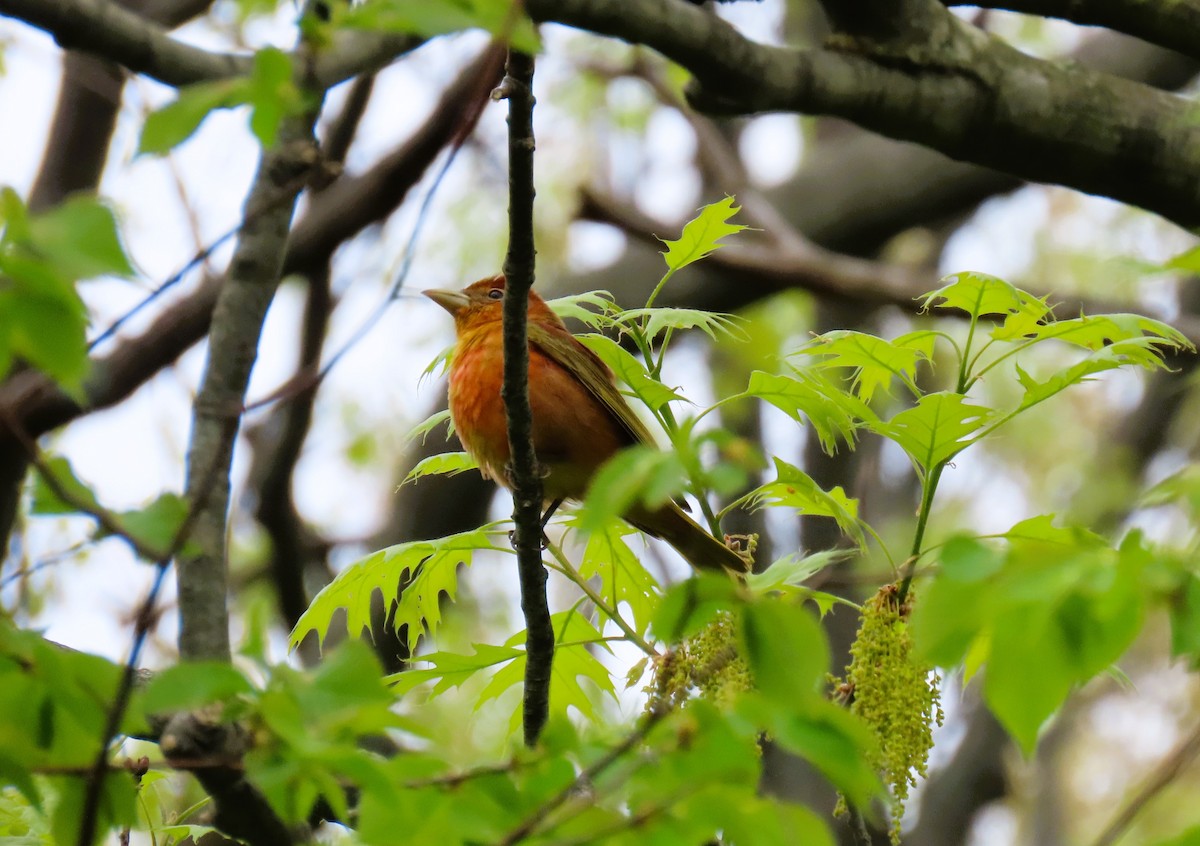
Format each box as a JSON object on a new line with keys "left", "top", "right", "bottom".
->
{"left": 544, "top": 540, "right": 658, "bottom": 657}
{"left": 897, "top": 461, "right": 944, "bottom": 605}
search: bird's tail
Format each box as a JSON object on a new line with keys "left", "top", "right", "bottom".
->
{"left": 629, "top": 502, "right": 750, "bottom": 575}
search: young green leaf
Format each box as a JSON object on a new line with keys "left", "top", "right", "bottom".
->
{"left": 660, "top": 196, "right": 747, "bottom": 273}
{"left": 25, "top": 195, "right": 135, "bottom": 280}
{"left": 403, "top": 451, "right": 478, "bottom": 483}
{"left": 405, "top": 409, "right": 454, "bottom": 444}
{"left": 579, "top": 522, "right": 661, "bottom": 636}
{"left": 738, "top": 599, "right": 829, "bottom": 702}
{"left": 334, "top": 0, "right": 541, "bottom": 53}
{"left": 870, "top": 391, "right": 991, "bottom": 476}
{"left": 577, "top": 334, "right": 686, "bottom": 411}
{"left": 140, "top": 662, "right": 255, "bottom": 713}
{"left": 794, "top": 329, "right": 934, "bottom": 402}
{"left": 387, "top": 643, "right": 524, "bottom": 698}
{"left": 652, "top": 573, "right": 741, "bottom": 644}
{"left": 616, "top": 307, "right": 745, "bottom": 343}
{"left": 138, "top": 78, "right": 248, "bottom": 155}
{"left": 731, "top": 457, "right": 864, "bottom": 548}
{"left": 744, "top": 369, "right": 873, "bottom": 453}
{"left": 30, "top": 455, "right": 102, "bottom": 516}
{"left": 546, "top": 289, "right": 617, "bottom": 329}
{"left": 290, "top": 527, "right": 508, "bottom": 651}
{"left": 922, "top": 270, "right": 1049, "bottom": 323}
{"left": 576, "top": 446, "right": 687, "bottom": 534}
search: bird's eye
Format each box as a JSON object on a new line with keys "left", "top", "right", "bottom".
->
{"left": 487, "top": 288, "right": 504, "bottom": 300}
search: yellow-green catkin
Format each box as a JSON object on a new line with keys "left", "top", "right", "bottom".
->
{"left": 834, "top": 585, "right": 944, "bottom": 844}
{"left": 647, "top": 613, "right": 753, "bottom": 712}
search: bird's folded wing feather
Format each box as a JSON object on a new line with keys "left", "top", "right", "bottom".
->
{"left": 528, "top": 323, "right": 658, "bottom": 448}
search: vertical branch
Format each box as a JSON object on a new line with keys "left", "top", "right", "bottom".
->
{"left": 498, "top": 49, "right": 553, "bottom": 747}
{"left": 177, "top": 67, "right": 324, "bottom": 660}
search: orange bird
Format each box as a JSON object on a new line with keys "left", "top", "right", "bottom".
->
{"left": 424, "top": 275, "right": 748, "bottom": 575}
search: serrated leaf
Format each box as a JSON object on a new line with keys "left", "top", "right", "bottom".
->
{"left": 405, "top": 409, "right": 454, "bottom": 444}
{"left": 660, "top": 196, "right": 747, "bottom": 273}
{"left": 745, "top": 369, "right": 873, "bottom": 453}
{"left": 794, "top": 329, "right": 933, "bottom": 402}
{"left": 403, "top": 451, "right": 478, "bottom": 483}
{"left": 871, "top": 391, "right": 991, "bottom": 475}
{"left": 1012, "top": 338, "right": 1177, "bottom": 415}
{"left": 577, "top": 334, "right": 685, "bottom": 411}
{"left": 1010, "top": 312, "right": 1191, "bottom": 352}
{"left": 547, "top": 290, "right": 617, "bottom": 329}
{"left": 732, "top": 458, "right": 864, "bottom": 548}
{"left": 290, "top": 528, "right": 507, "bottom": 651}
{"left": 747, "top": 549, "right": 854, "bottom": 595}
{"left": 617, "top": 307, "right": 745, "bottom": 342}
{"left": 579, "top": 522, "right": 660, "bottom": 636}
{"left": 478, "top": 614, "right": 616, "bottom": 723}
{"left": 387, "top": 643, "right": 523, "bottom": 698}
{"left": 922, "top": 271, "right": 1049, "bottom": 323}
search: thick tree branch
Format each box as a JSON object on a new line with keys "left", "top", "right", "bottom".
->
{"left": 177, "top": 121, "right": 323, "bottom": 661}
{"left": 947, "top": 0, "right": 1200, "bottom": 64}
{"left": 0, "top": 0, "right": 249, "bottom": 84}
{"left": 498, "top": 50, "right": 554, "bottom": 748}
{"left": 529, "top": 0, "right": 1200, "bottom": 227}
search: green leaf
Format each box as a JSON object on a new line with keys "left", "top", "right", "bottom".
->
{"left": 478, "top": 614, "right": 617, "bottom": 723}
{"left": 911, "top": 518, "right": 1151, "bottom": 754}
{"left": 871, "top": 391, "right": 991, "bottom": 475}
{"left": 403, "top": 451, "right": 478, "bottom": 483}
{"left": 738, "top": 694, "right": 882, "bottom": 811}
{"left": 30, "top": 455, "right": 101, "bottom": 516}
{"left": 921, "top": 271, "right": 1049, "bottom": 323}
{"left": 404, "top": 409, "right": 454, "bottom": 444}
{"left": 387, "top": 643, "right": 522, "bottom": 697}
{"left": 732, "top": 457, "right": 864, "bottom": 548}
{"left": 579, "top": 522, "right": 660, "bottom": 636}
{"left": 652, "top": 573, "right": 740, "bottom": 644}
{"left": 0, "top": 290, "right": 89, "bottom": 396}
{"left": 110, "top": 492, "right": 189, "bottom": 558}
{"left": 1013, "top": 338, "right": 1182, "bottom": 415}
{"left": 1168, "top": 575, "right": 1200, "bottom": 666}
{"left": 577, "top": 334, "right": 686, "bottom": 411}
{"left": 246, "top": 47, "right": 303, "bottom": 148}
{"left": 577, "top": 446, "right": 687, "bottom": 534}
{"left": 546, "top": 290, "right": 617, "bottom": 330}
{"left": 744, "top": 370, "right": 872, "bottom": 453}
{"left": 335, "top": 0, "right": 541, "bottom": 53}
{"left": 660, "top": 196, "right": 747, "bottom": 273}
{"left": 794, "top": 329, "right": 934, "bottom": 402}
{"left": 138, "top": 78, "right": 248, "bottom": 155}
{"left": 616, "top": 307, "right": 745, "bottom": 343}
{"left": 290, "top": 527, "right": 507, "bottom": 652}
{"left": 140, "top": 662, "right": 254, "bottom": 713}
{"left": 739, "top": 599, "right": 829, "bottom": 702}
{"left": 25, "top": 195, "right": 134, "bottom": 280}
{"left": 746, "top": 550, "right": 854, "bottom": 595}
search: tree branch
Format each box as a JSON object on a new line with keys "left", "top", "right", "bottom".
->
{"left": 946, "top": 0, "right": 1200, "bottom": 63}
{"left": 498, "top": 49, "right": 554, "bottom": 748}
{"left": 0, "top": 0, "right": 249, "bottom": 85}
{"left": 529, "top": 0, "right": 1200, "bottom": 227}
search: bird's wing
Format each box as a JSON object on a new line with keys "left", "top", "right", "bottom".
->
{"left": 528, "top": 323, "right": 657, "bottom": 447}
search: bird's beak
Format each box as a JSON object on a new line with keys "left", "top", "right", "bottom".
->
{"left": 423, "top": 288, "right": 470, "bottom": 315}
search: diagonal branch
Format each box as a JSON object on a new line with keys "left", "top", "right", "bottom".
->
{"left": 0, "top": 0, "right": 249, "bottom": 84}
{"left": 945, "top": 0, "right": 1200, "bottom": 64}
{"left": 528, "top": 0, "right": 1200, "bottom": 227}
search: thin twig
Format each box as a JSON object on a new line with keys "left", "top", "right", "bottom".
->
{"left": 498, "top": 45, "right": 554, "bottom": 749}
{"left": 543, "top": 539, "right": 657, "bottom": 657}
{"left": 1090, "top": 720, "right": 1200, "bottom": 846}
{"left": 496, "top": 708, "right": 669, "bottom": 845}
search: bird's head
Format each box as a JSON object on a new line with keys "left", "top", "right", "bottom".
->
{"left": 424, "top": 275, "right": 561, "bottom": 334}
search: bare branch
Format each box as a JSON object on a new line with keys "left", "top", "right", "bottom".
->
{"left": 529, "top": 0, "right": 1200, "bottom": 227}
